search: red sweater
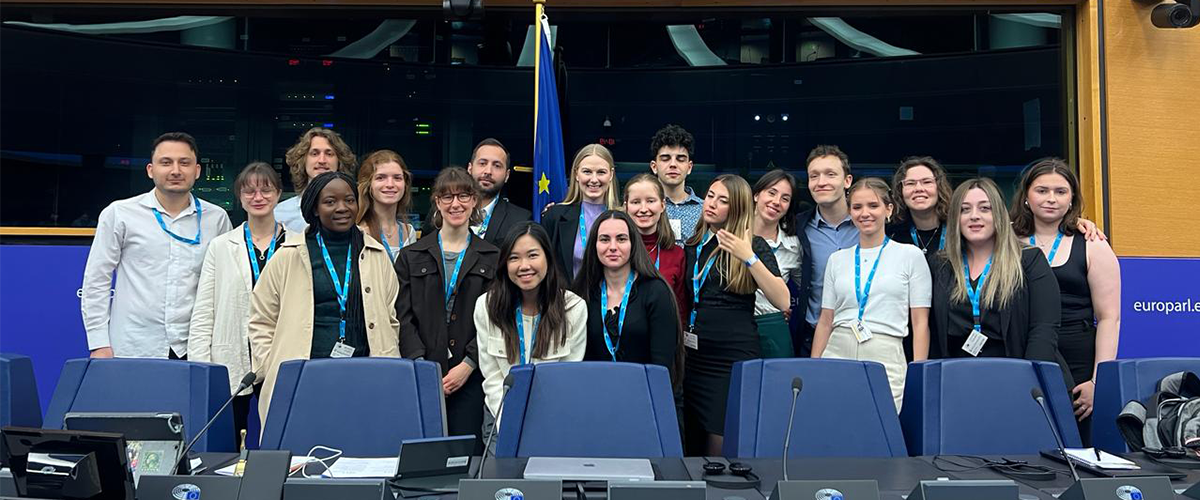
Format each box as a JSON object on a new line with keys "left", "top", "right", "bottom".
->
{"left": 642, "top": 232, "right": 689, "bottom": 324}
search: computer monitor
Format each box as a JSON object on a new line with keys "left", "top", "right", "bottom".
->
{"left": 1, "top": 426, "right": 135, "bottom": 500}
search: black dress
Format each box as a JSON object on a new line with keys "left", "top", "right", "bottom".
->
{"left": 1051, "top": 234, "right": 1096, "bottom": 444}
{"left": 683, "top": 235, "right": 780, "bottom": 446}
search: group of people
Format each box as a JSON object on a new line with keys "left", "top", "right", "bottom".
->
{"left": 81, "top": 124, "right": 1120, "bottom": 456}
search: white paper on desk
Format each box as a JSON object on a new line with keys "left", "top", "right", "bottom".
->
{"left": 215, "top": 457, "right": 315, "bottom": 476}
{"left": 326, "top": 457, "right": 399, "bottom": 478}
{"left": 1064, "top": 448, "right": 1141, "bottom": 470}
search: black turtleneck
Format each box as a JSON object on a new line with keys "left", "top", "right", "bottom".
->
{"left": 307, "top": 228, "right": 367, "bottom": 359}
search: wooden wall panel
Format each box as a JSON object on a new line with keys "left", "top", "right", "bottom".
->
{"left": 1103, "top": 0, "right": 1200, "bottom": 257}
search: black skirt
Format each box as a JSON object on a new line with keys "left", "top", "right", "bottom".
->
{"left": 684, "top": 306, "right": 760, "bottom": 438}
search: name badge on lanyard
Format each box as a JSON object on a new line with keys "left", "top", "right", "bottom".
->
{"left": 852, "top": 238, "right": 889, "bottom": 343}
{"left": 152, "top": 195, "right": 203, "bottom": 245}
{"left": 316, "top": 232, "right": 354, "bottom": 358}
{"left": 600, "top": 272, "right": 636, "bottom": 361}
{"left": 686, "top": 234, "right": 717, "bottom": 350}
{"left": 961, "top": 253, "right": 993, "bottom": 357}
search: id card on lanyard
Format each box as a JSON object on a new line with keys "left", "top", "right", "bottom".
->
{"left": 961, "top": 253, "right": 993, "bottom": 356}
{"left": 600, "top": 272, "right": 635, "bottom": 361}
{"left": 316, "top": 232, "right": 355, "bottom": 358}
{"left": 515, "top": 305, "right": 540, "bottom": 365}
{"left": 852, "top": 238, "right": 889, "bottom": 343}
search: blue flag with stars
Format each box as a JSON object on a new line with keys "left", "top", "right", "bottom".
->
{"left": 532, "top": 14, "right": 566, "bottom": 222}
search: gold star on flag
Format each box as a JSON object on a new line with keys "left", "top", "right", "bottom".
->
{"left": 538, "top": 172, "right": 551, "bottom": 194}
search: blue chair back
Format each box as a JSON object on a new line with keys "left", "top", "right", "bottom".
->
{"left": 723, "top": 359, "right": 907, "bottom": 458}
{"left": 1093, "top": 357, "right": 1200, "bottom": 452}
{"left": 496, "top": 362, "right": 682, "bottom": 458}
{"left": 44, "top": 358, "right": 234, "bottom": 452}
{"left": 260, "top": 358, "right": 445, "bottom": 457}
{"left": 0, "top": 353, "right": 42, "bottom": 428}
{"left": 901, "top": 359, "right": 1080, "bottom": 455}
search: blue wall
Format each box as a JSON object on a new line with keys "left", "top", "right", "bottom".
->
{"left": 1, "top": 245, "right": 1197, "bottom": 418}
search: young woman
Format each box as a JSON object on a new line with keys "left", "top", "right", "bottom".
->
{"left": 573, "top": 210, "right": 683, "bottom": 378}
{"left": 541, "top": 144, "right": 621, "bottom": 281}
{"left": 1012, "top": 158, "right": 1121, "bottom": 444}
{"left": 623, "top": 173, "right": 687, "bottom": 322}
{"left": 751, "top": 169, "right": 802, "bottom": 358}
{"left": 929, "top": 178, "right": 1071, "bottom": 387}
{"left": 810, "top": 178, "right": 931, "bottom": 412}
{"left": 189, "top": 162, "right": 285, "bottom": 444}
{"left": 396, "top": 167, "right": 498, "bottom": 452}
{"left": 249, "top": 172, "right": 401, "bottom": 424}
{"left": 474, "top": 223, "right": 587, "bottom": 450}
{"left": 684, "top": 174, "right": 790, "bottom": 456}
{"left": 356, "top": 150, "right": 417, "bottom": 262}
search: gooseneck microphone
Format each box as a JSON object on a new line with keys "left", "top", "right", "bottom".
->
{"left": 172, "top": 372, "right": 257, "bottom": 475}
{"left": 476, "top": 372, "right": 516, "bottom": 480}
{"left": 1030, "top": 387, "right": 1079, "bottom": 482}
{"left": 782, "top": 377, "right": 803, "bottom": 482}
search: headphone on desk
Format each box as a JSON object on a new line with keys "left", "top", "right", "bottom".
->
{"left": 700, "top": 457, "right": 762, "bottom": 491}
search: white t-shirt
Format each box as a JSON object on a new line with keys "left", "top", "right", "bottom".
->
{"left": 821, "top": 241, "right": 931, "bottom": 338}
{"left": 755, "top": 228, "right": 801, "bottom": 316}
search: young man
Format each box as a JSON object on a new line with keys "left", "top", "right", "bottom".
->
{"left": 466, "top": 138, "right": 531, "bottom": 247}
{"left": 274, "top": 127, "right": 357, "bottom": 232}
{"left": 81, "top": 132, "right": 232, "bottom": 359}
{"left": 793, "top": 145, "right": 858, "bottom": 357}
{"left": 649, "top": 124, "right": 704, "bottom": 243}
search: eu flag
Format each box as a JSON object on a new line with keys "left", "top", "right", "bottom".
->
{"left": 532, "top": 12, "right": 566, "bottom": 222}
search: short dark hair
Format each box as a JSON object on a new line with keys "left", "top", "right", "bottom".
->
{"left": 233, "top": 161, "right": 283, "bottom": 195}
{"left": 649, "top": 124, "right": 694, "bottom": 160}
{"left": 806, "top": 145, "right": 850, "bottom": 177}
{"left": 470, "top": 138, "right": 510, "bottom": 169}
{"left": 151, "top": 132, "right": 198, "bottom": 159}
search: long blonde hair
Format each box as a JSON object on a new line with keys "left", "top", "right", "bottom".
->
{"left": 944, "top": 178, "right": 1025, "bottom": 310}
{"left": 686, "top": 174, "right": 756, "bottom": 294}
{"left": 561, "top": 144, "right": 620, "bottom": 208}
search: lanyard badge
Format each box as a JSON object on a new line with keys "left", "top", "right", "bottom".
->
{"left": 316, "top": 232, "right": 354, "bottom": 355}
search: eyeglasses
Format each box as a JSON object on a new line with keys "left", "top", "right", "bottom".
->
{"left": 901, "top": 178, "right": 937, "bottom": 188}
{"left": 436, "top": 192, "right": 474, "bottom": 204}
{"left": 241, "top": 187, "right": 279, "bottom": 197}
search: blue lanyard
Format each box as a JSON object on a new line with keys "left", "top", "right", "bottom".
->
{"left": 243, "top": 223, "right": 279, "bottom": 282}
{"left": 152, "top": 195, "right": 203, "bottom": 245}
{"left": 316, "top": 232, "right": 353, "bottom": 342}
{"left": 600, "top": 271, "right": 636, "bottom": 361}
{"left": 477, "top": 198, "right": 498, "bottom": 237}
{"left": 515, "top": 304, "right": 540, "bottom": 365}
{"left": 381, "top": 232, "right": 396, "bottom": 262}
{"left": 689, "top": 234, "right": 718, "bottom": 332}
{"left": 438, "top": 232, "right": 470, "bottom": 312}
{"left": 962, "top": 253, "right": 993, "bottom": 333}
{"left": 1028, "top": 232, "right": 1064, "bottom": 264}
{"left": 577, "top": 206, "right": 590, "bottom": 251}
{"left": 654, "top": 248, "right": 661, "bottom": 271}
{"left": 855, "top": 238, "right": 890, "bottom": 322}
{"left": 910, "top": 224, "right": 946, "bottom": 252}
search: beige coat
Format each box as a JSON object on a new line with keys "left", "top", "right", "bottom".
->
{"left": 187, "top": 223, "right": 260, "bottom": 397}
{"left": 248, "top": 231, "right": 401, "bottom": 425}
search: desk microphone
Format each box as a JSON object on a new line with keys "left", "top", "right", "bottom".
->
{"left": 782, "top": 377, "right": 803, "bottom": 482}
{"left": 171, "top": 371, "right": 257, "bottom": 475}
{"left": 1030, "top": 387, "right": 1079, "bottom": 482}
{"left": 476, "top": 372, "right": 515, "bottom": 480}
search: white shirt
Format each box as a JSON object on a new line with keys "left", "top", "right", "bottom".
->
{"left": 471, "top": 197, "right": 500, "bottom": 238}
{"left": 273, "top": 196, "right": 307, "bottom": 234}
{"left": 474, "top": 291, "right": 588, "bottom": 419}
{"left": 821, "top": 241, "right": 931, "bottom": 338}
{"left": 81, "top": 190, "right": 232, "bottom": 357}
{"left": 755, "top": 228, "right": 802, "bottom": 316}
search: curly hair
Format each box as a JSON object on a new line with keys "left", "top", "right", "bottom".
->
{"left": 284, "top": 127, "right": 356, "bottom": 192}
{"left": 649, "top": 124, "right": 694, "bottom": 160}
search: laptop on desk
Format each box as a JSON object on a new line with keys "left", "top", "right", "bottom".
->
{"left": 523, "top": 457, "right": 655, "bottom": 482}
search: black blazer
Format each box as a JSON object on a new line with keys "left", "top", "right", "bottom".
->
{"left": 395, "top": 232, "right": 499, "bottom": 373}
{"left": 482, "top": 198, "right": 532, "bottom": 249}
{"left": 930, "top": 247, "right": 1071, "bottom": 385}
{"left": 581, "top": 276, "right": 679, "bottom": 371}
{"left": 541, "top": 202, "right": 583, "bottom": 281}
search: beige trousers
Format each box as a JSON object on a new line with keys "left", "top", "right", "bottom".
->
{"left": 821, "top": 325, "right": 907, "bottom": 413}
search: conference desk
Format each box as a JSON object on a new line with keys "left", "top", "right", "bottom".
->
{"left": 193, "top": 451, "right": 1200, "bottom": 500}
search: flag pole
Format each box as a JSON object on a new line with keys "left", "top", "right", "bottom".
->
{"left": 533, "top": 0, "right": 545, "bottom": 137}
